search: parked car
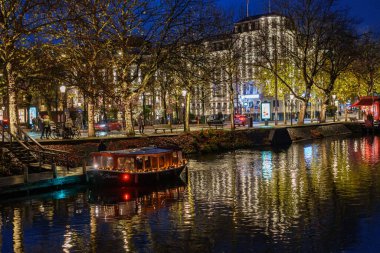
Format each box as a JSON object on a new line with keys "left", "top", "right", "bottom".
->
{"left": 207, "top": 114, "right": 225, "bottom": 125}
{"left": 95, "top": 120, "right": 122, "bottom": 132}
{"left": 234, "top": 114, "right": 247, "bottom": 126}
{"left": 0, "top": 118, "right": 9, "bottom": 128}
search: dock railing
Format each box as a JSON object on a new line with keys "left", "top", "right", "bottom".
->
{"left": 1, "top": 122, "right": 81, "bottom": 172}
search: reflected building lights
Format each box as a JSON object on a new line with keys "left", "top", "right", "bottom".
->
{"left": 13, "top": 208, "right": 23, "bottom": 253}
{"left": 262, "top": 151, "right": 273, "bottom": 180}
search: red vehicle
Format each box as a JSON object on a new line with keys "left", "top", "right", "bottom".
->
{"left": 95, "top": 120, "right": 122, "bottom": 132}
{"left": 0, "top": 118, "right": 9, "bottom": 128}
{"left": 234, "top": 114, "right": 247, "bottom": 126}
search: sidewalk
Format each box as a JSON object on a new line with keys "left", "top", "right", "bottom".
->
{"left": 25, "top": 117, "right": 360, "bottom": 141}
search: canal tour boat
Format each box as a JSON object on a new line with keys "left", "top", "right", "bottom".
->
{"left": 87, "top": 146, "right": 187, "bottom": 186}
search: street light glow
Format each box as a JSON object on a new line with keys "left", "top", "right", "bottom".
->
{"left": 60, "top": 85, "right": 67, "bottom": 93}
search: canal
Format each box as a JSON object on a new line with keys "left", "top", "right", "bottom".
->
{"left": 1, "top": 136, "right": 380, "bottom": 252}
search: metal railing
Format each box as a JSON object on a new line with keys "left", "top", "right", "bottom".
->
{"left": 0, "top": 122, "right": 79, "bottom": 171}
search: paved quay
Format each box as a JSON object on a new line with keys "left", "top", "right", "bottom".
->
{"left": 27, "top": 117, "right": 357, "bottom": 142}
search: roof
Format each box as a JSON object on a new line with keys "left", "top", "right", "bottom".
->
{"left": 236, "top": 13, "right": 283, "bottom": 24}
{"left": 95, "top": 147, "right": 175, "bottom": 156}
{"left": 352, "top": 96, "right": 380, "bottom": 107}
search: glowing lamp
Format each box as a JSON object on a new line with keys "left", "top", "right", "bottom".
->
{"left": 122, "top": 174, "right": 130, "bottom": 181}
{"left": 60, "top": 85, "right": 66, "bottom": 93}
{"left": 123, "top": 193, "right": 131, "bottom": 201}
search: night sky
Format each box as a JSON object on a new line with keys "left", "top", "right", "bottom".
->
{"left": 217, "top": 0, "right": 380, "bottom": 32}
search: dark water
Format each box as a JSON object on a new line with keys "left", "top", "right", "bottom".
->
{"left": 1, "top": 136, "right": 380, "bottom": 253}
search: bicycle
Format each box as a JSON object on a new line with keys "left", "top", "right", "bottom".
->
{"left": 71, "top": 127, "right": 81, "bottom": 139}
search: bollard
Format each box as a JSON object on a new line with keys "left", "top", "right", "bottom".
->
{"left": 52, "top": 162, "right": 57, "bottom": 178}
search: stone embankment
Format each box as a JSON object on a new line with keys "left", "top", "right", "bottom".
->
{"left": 44, "top": 123, "right": 363, "bottom": 157}
{"left": 0, "top": 122, "right": 367, "bottom": 197}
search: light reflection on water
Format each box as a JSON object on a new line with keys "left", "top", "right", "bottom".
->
{"left": 1, "top": 136, "right": 380, "bottom": 252}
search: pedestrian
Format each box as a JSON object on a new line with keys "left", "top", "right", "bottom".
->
{"left": 137, "top": 114, "right": 144, "bottom": 134}
{"left": 64, "top": 117, "right": 74, "bottom": 138}
{"left": 32, "top": 117, "right": 38, "bottom": 132}
{"left": 38, "top": 114, "right": 43, "bottom": 132}
{"left": 75, "top": 116, "right": 82, "bottom": 130}
{"left": 40, "top": 115, "right": 51, "bottom": 139}
{"left": 98, "top": 140, "right": 107, "bottom": 152}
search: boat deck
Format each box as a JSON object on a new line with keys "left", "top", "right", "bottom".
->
{"left": 0, "top": 166, "right": 85, "bottom": 196}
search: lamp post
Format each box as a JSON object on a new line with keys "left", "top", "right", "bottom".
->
{"left": 182, "top": 89, "right": 187, "bottom": 120}
{"left": 332, "top": 94, "right": 336, "bottom": 122}
{"left": 290, "top": 94, "right": 294, "bottom": 126}
{"left": 60, "top": 85, "right": 67, "bottom": 122}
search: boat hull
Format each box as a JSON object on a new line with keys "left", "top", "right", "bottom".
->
{"left": 87, "top": 165, "right": 187, "bottom": 186}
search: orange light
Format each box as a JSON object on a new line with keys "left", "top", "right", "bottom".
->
{"left": 123, "top": 193, "right": 131, "bottom": 200}
{"left": 122, "top": 174, "right": 130, "bottom": 181}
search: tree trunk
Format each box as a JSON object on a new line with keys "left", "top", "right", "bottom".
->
{"left": 124, "top": 100, "right": 135, "bottom": 136}
{"left": 152, "top": 88, "right": 156, "bottom": 125}
{"left": 344, "top": 106, "right": 348, "bottom": 122}
{"left": 87, "top": 100, "right": 95, "bottom": 137}
{"left": 283, "top": 97, "right": 287, "bottom": 125}
{"left": 184, "top": 92, "right": 191, "bottom": 132}
{"left": 162, "top": 90, "right": 168, "bottom": 125}
{"left": 229, "top": 86, "right": 235, "bottom": 130}
{"left": 320, "top": 101, "right": 328, "bottom": 123}
{"left": 6, "top": 62, "right": 17, "bottom": 135}
{"left": 297, "top": 100, "right": 308, "bottom": 125}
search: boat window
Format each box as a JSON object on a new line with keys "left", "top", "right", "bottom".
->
{"left": 118, "top": 157, "right": 126, "bottom": 170}
{"left": 118, "top": 157, "right": 135, "bottom": 171}
{"left": 136, "top": 156, "right": 143, "bottom": 170}
{"left": 129, "top": 158, "right": 135, "bottom": 171}
{"left": 106, "top": 157, "right": 114, "bottom": 170}
{"left": 172, "top": 152, "right": 178, "bottom": 164}
{"left": 151, "top": 157, "right": 158, "bottom": 169}
{"left": 144, "top": 156, "right": 151, "bottom": 170}
{"left": 159, "top": 156, "right": 165, "bottom": 168}
{"left": 93, "top": 156, "right": 103, "bottom": 169}
{"left": 178, "top": 152, "right": 183, "bottom": 164}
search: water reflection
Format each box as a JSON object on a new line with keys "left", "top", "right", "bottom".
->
{"left": 1, "top": 136, "right": 380, "bottom": 252}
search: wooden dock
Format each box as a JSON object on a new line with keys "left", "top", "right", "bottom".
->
{"left": 0, "top": 166, "right": 87, "bottom": 197}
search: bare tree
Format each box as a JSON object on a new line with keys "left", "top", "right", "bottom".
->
{"left": 315, "top": 12, "right": 357, "bottom": 122}
{"left": 255, "top": 0, "right": 340, "bottom": 125}
{"left": 0, "top": 0, "right": 62, "bottom": 134}
{"left": 351, "top": 34, "right": 380, "bottom": 96}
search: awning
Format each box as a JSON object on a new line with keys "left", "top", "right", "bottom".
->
{"left": 352, "top": 96, "right": 380, "bottom": 107}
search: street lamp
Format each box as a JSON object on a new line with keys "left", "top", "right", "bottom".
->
{"left": 60, "top": 85, "right": 66, "bottom": 93}
{"left": 332, "top": 94, "right": 336, "bottom": 122}
{"left": 60, "top": 85, "right": 67, "bottom": 122}
{"left": 290, "top": 94, "right": 295, "bottom": 126}
{"left": 182, "top": 89, "right": 187, "bottom": 124}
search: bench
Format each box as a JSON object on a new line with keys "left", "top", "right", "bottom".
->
{"left": 153, "top": 124, "right": 175, "bottom": 133}
{"left": 349, "top": 117, "right": 358, "bottom": 122}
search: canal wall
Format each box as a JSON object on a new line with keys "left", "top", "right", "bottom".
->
{"left": 42, "top": 123, "right": 361, "bottom": 156}
{"left": 286, "top": 123, "right": 353, "bottom": 142}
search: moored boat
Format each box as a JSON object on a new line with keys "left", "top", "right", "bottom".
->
{"left": 87, "top": 146, "right": 187, "bottom": 186}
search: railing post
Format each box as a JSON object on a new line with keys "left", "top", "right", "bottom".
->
{"left": 52, "top": 162, "right": 57, "bottom": 178}
{"left": 82, "top": 158, "right": 88, "bottom": 182}
{"left": 24, "top": 166, "right": 29, "bottom": 183}
{"left": 39, "top": 151, "right": 43, "bottom": 170}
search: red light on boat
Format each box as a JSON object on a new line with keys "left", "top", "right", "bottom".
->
{"left": 123, "top": 193, "right": 131, "bottom": 201}
{"left": 122, "top": 174, "right": 130, "bottom": 181}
